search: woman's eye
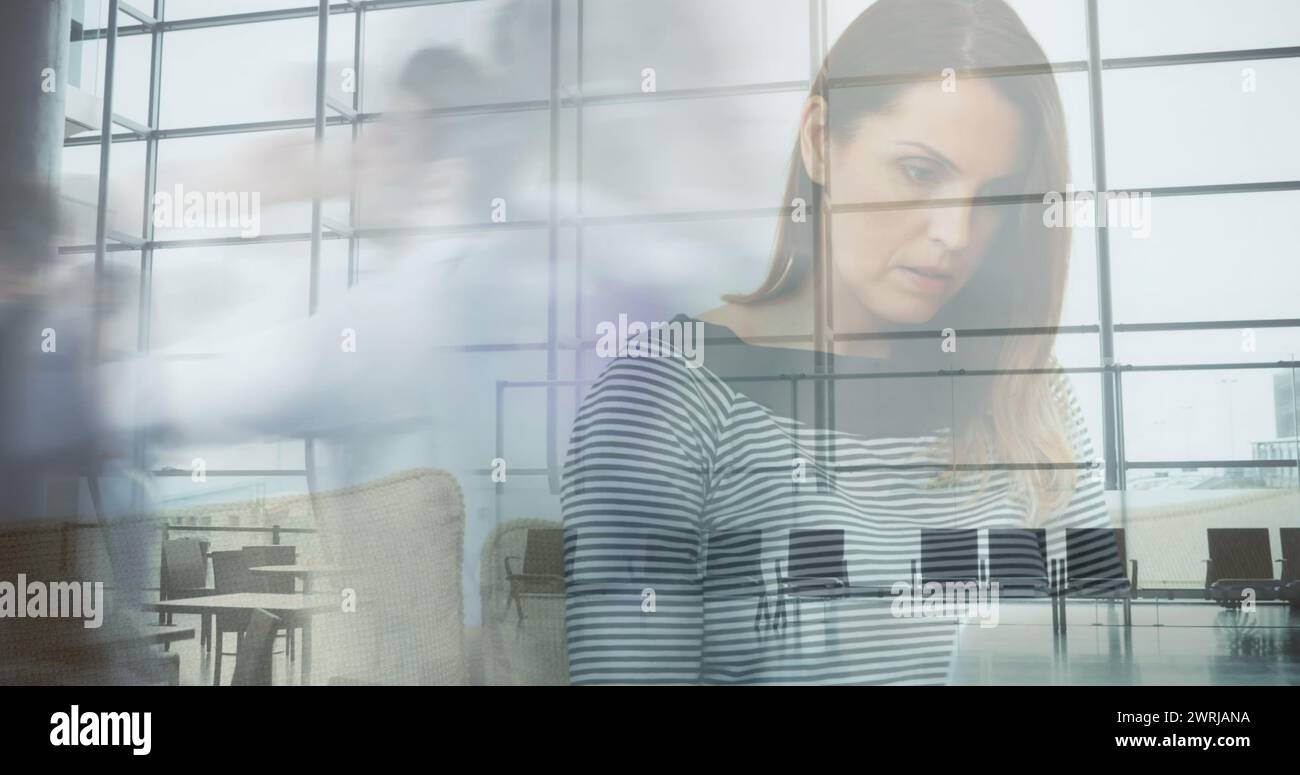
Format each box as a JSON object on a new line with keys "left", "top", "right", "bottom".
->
{"left": 899, "top": 158, "right": 943, "bottom": 186}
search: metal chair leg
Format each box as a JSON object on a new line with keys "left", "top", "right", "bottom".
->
{"left": 213, "top": 630, "right": 224, "bottom": 687}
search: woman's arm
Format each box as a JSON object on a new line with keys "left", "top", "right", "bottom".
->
{"left": 561, "top": 355, "right": 723, "bottom": 685}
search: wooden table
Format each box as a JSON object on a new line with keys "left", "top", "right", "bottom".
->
{"left": 144, "top": 593, "right": 337, "bottom": 685}
{"left": 249, "top": 565, "right": 346, "bottom": 594}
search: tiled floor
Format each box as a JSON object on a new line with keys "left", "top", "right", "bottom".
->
{"left": 153, "top": 602, "right": 1300, "bottom": 686}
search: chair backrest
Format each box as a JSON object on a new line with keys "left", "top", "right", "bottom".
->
{"left": 230, "top": 608, "right": 280, "bottom": 686}
{"left": 211, "top": 549, "right": 263, "bottom": 594}
{"left": 987, "top": 528, "right": 1047, "bottom": 584}
{"left": 1065, "top": 528, "right": 1128, "bottom": 594}
{"left": 1280, "top": 527, "right": 1300, "bottom": 581}
{"left": 521, "top": 529, "right": 565, "bottom": 576}
{"left": 787, "top": 529, "right": 846, "bottom": 583}
{"left": 705, "top": 529, "right": 763, "bottom": 590}
{"left": 242, "top": 545, "right": 296, "bottom": 593}
{"left": 161, "top": 538, "right": 208, "bottom": 592}
{"left": 920, "top": 528, "right": 978, "bottom": 584}
{"left": 480, "top": 518, "right": 569, "bottom": 686}
{"left": 1207, "top": 528, "right": 1273, "bottom": 581}
{"left": 310, "top": 468, "right": 468, "bottom": 685}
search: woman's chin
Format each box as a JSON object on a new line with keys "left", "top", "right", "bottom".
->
{"left": 877, "top": 302, "right": 942, "bottom": 328}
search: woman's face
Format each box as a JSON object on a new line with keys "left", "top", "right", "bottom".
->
{"left": 810, "top": 79, "right": 1025, "bottom": 327}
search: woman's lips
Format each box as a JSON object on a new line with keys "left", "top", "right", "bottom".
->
{"left": 896, "top": 265, "right": 951, "bottom": 296}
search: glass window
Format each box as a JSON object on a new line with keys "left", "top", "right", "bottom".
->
{"left": 58, "top": 0, "right": 1300, "bottom": 519}
{"left": 1110, "top": 191, "right": 1300, "bottom": 324}
{"left": 163, "top": 1, "right": 317, "bottom": 22}
{"left": 159, "top": 15, "right": 354, "bottom": 128}
{"left": 582, "top": 0, "right": 810, "bottom": 95}
{"left": 148, "top": 241, "right": 310, "bottom": 352}
{"left": 1103, "top": 58, "right": 1300, "bottom": 189}
{"left": 1121, "top": 366, "right": 1295, "bottom": 462}
{"left": 1099, "top": 0, "right": 1300, "bottom": 59}
{"left": 363, "top": 0, "right": 550, "bottom": 112}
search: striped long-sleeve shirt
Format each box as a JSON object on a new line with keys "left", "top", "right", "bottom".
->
{"left": 561, "top": 317, "right": 1113, "bottom": 684}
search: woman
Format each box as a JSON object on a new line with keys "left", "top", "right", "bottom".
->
{"left": 561, "top": 0, "right": 1118, "bottom": 684}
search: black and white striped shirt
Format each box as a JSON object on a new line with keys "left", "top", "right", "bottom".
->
{"left": 562, "top": 317, "right": 1112, "bottom": 684}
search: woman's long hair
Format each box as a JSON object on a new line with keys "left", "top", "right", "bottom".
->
{"left": 725, "top": 0, "right": 1077, "bottom": 522}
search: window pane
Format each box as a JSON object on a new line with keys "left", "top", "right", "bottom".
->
{"left": 582, "top": 0, "right": 809, "bottom": 95}
{"left": 59, "top": 139, "right": 148, "bottom": 242}
{"left": 1110, "top": 191, "right": 1300, "bottom": 324}
{"left": 149, "top": 241, "right": 309, "bottom": 352}
{"left": 953, "top": 371, "right": 1105, "bottom": 469}
{"left": 579, "top": 217, "right": 782, "bottom": 332}
{"left": 1112, "top": 489, "right": 1300, "bottom": 590}
{"left": 160, "top": 15, "right": 354, "bottom": 127}
{"left": 152, "top": 440, "right": 305, "bottom": 471}
{"left": 478, "top": 352, "right": 551, "bottom": 468}
{"left": 826, "top": 201, "right": 1100, "bottom": 334}
{"left": 354, "top": 110, "right": 548, "bottom": 229}
{"left": 155, "top": 128, "right": 314, "bottom": 239}
{"left": 1121, "top": 366, "right": 1294, "bottom": 462}
{"left": 1116, "top": 330, "right": 1300, "bottom": 368}
{"left": 70, "top": 9, "right": 153, "bottom": 127}
{"left": 583, "top": 91, "right": 802, "bottom": 218}
{"left": 1103, "top": 58, "right": 1300, "bottom": 189}
{"left": 828, "top": 0, "right": 1089, "bottom": 65}
{"left": 363, "top": 0, "right": 548, "bottom": 112}
{"left": 151, "top": 475, "right": 311, "bottom": 526}
{"left": 59, "top": 145, "right": 105, "bottom": 246}
{"left": 1099, "top": 0, "right": 1300, "bottom": 59}
{"left": 163, "top": 0, "right": 316, "bottom": 21}
{"left": 1127, "top": 464, "right": 1297, "bottom": 491}
{"left": 351, "top": 231, "right": 550, "bottom": 347}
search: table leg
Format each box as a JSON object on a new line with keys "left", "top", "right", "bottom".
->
{"left": 301, "top": 617, "right": 313, "bottom": 685}
{"left": 299, "top": 577, "right": 313, "bottom": 683}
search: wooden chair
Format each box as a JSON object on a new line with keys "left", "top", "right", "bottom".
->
{"left": 231, "top": 609, "right": 281, "bottom": 686}
{"left": 503, "top": 528, "right": 566, "bottom": 625}
{"left": 479, "top": 519, "right": 569, "bottom": 685}
{"left": 159, "top": 538, "right": 214, "bottom": 648}
{"left": 242, "top": 545, "right": 298, "bottom": 660}
{"left": 210, "top": 550, "right": 290, "bottom": 685}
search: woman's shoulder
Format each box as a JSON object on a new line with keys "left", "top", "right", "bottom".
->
{"left": 589, "top": 348, "right": 731, "bottom": 417}
{"left": 583, "top": 315, "right": 740, "bottom": 434}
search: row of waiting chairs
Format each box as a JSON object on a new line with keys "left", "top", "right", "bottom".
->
{"left": 504, "top": 526, "right": 1300, "bottom": 613}
{"left": 710, "top": 527, "right": 1300, "bottom": 607}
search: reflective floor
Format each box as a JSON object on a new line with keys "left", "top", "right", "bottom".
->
{"left": 952, "top": 601, "right": 1300, "bottom": 686}
{"left": 145, "top": 602, "right": 1300, "bottom": 686}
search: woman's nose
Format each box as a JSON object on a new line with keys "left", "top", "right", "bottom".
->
{"left": 926, "top": 198, "right": 974, "bottom": 253}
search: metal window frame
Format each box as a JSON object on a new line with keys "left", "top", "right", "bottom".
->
{"left": 67, "top": 0, "right": 1300, "bottom": 492}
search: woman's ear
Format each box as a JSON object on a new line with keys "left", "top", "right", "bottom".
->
{"left": 799, "top": 95, "right": 829, "bottom": 186}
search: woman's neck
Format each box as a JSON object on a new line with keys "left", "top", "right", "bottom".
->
{"left": 699, "top": 276, "right": 893, "bottom": 359}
